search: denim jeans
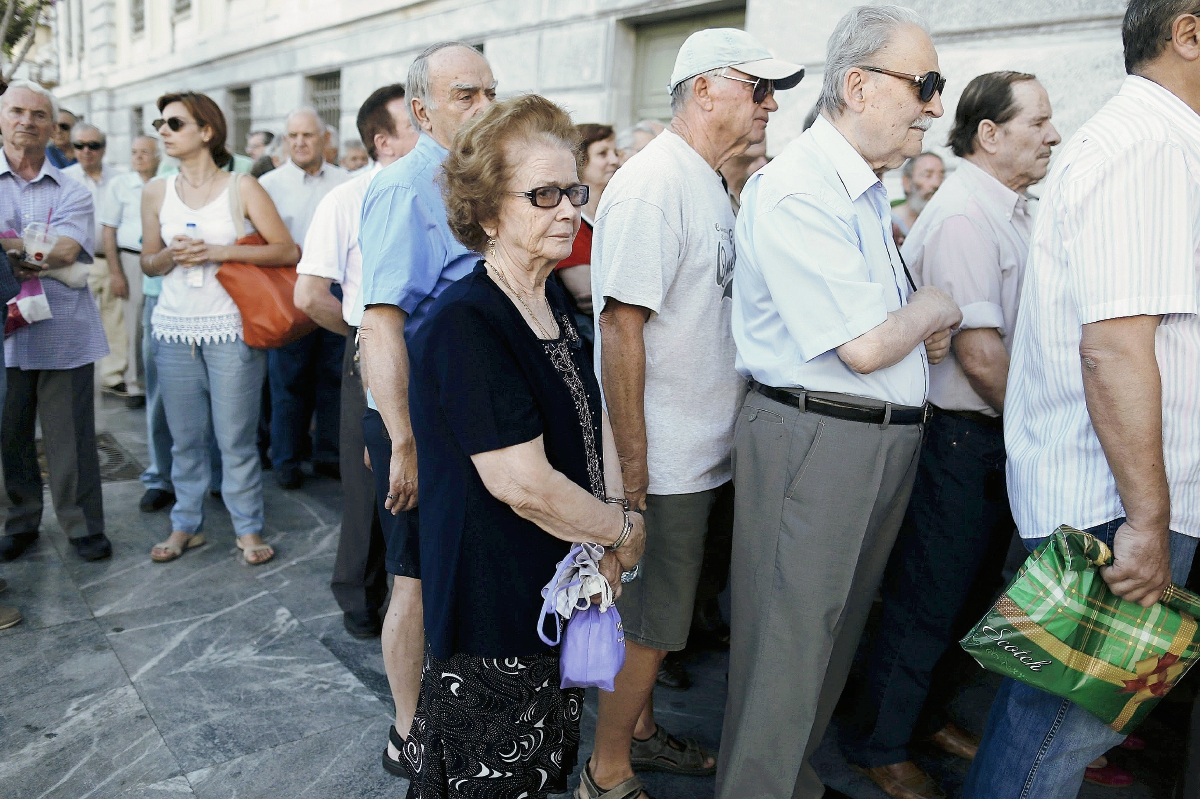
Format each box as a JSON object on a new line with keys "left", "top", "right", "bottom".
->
{"left": 140, "top": 296, "right": 221, "bottom": 493}
{"left": 267, "top": 327, "right": 343, "bottom": 470}
{"left": 846, "top": 410, "right": 1014, "bottom": 767}
{"left": 963, "top": 518, "right": 1199, "bottom": 799}
{"left": 155, "top": 337, "right": 266, "bottom": 537}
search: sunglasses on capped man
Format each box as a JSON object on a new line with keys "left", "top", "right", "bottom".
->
{"left": 862, "top": 67, "right": 947, "bottom": 103}
{"left": 72, "top": 141, "right": 105, "bottom": 151}
{"left": 510, "top": 185, "right": 590, "bottom": 209}
{"left": 721, "top": 72, "right": 775, "bottom": 105}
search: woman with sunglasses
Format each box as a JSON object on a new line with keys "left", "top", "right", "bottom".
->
{"left": 140, "top": 91, "right": 297, "bottom": 567}
{"left": 398, "top": 95, "right": 645, "bottom": 799}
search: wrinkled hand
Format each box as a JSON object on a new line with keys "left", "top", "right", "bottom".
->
{"left": 595, "top": 551, "right": 623, "bottom": 603}
{"left": 613, "top": 510, "right": 646, "bottom": 572}
{"left": 912, "top": 285, "right": 963, "bottom": 332}
{"left": 7, "top": 248, "right": 39, "bottom": 281}
{"left": 621, "top": 459, "right": 649, "bottom": 512}
{"left": 1102, "top": 521, "right": 1172, "bottom": 608}
{"left": 924, "top": 327, "right": 953, "bottom": 364}
{"left": 385, "top": 435, "right": 418, "bottom": 514}
{"left": 110, "top": 269, "right": 130, "bottom": 299}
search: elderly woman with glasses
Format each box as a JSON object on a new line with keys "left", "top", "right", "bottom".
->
{"left": 398, "top": 94, "right": 646, "bottom": 799}
{"left": 140, "top": 92, "right": 297, "bottom": 567}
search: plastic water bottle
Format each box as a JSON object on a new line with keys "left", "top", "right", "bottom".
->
{"left": 184, "top": 222, "right": 204, "bottom": 288}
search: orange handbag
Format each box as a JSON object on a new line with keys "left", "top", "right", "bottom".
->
{"left": 215, "top": 174, "right": 316, "bottom": 349}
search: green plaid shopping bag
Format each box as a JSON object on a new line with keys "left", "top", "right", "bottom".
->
{"left": 960, "top": 526, "right": 1200, "bottom": 734}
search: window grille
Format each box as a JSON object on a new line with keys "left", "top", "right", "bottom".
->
{"left": 173, "top": 0, "right": 191, "bottom": 15}
{"left": 131, "top": 106, "right": 144, "bottom": 136}
{"left": 131, "top": 0, "right": 145, "bottom": 34}
{"left": 231, "top": 88, "right": 252, "bottom": 156}
{"left": 308, "top": 72, "right": 341, "bottom": 132}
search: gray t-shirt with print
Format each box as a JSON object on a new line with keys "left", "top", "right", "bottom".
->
{"left": 591, "top": 129, "right": 746, "bottom": 496}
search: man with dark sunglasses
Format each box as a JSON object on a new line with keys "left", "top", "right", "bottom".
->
{"left": 63, "top": 124, "right": 134, "bottom": 403}
{"left": 720, "top": 7, "right": 959, "bottom": 798}
{"left": 581, "top": 27, "right": 802, "bottom": 799}
{"left": 45, "top": 108, "right": 77, "bottom": 168}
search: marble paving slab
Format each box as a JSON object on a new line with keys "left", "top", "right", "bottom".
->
{"left": 186, "top": 717, "right": 398, "bottom": 799}
{"left": 0, "top": 534, "right": 93, "bottom": 637}
{"left": 102, "top": 589, "right": 382, "bottom": 773}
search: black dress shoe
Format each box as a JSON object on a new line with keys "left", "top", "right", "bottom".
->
{"left": 277, "top": 466, "right": 304, "bottom": 490}
{"left": 0, "top": 532, "right": 37, "bottom": 561}
{"left": 312, "top": 462, "right": 341, "bottom": 480}
{"left": 656, "top": 651, "right": 692, "bottom": 691}
{"left": 71, "top": 533, "right": 112, "bottom": 561}
{"left": 139, "top": 488, "right": 176, "bottom": 513}
{"left": 344, "top": 610, "right": 383, "bottom": 639}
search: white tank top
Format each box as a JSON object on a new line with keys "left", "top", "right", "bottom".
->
{"left": 151, "top": 174, "right": 250, "bottom": 344}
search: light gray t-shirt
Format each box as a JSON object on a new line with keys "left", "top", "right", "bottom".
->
{"left": 591, "top": 129, "right": 746, "bottom": 495}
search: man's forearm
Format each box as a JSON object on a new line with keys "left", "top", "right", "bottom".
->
{"left": 1080, "top": 315, "right": 1170, "bottom": 532}
{"left": 598, "top": 306, "right": 649, "bottom": 490}
{"left": 954, "top": 328, "right": 1008, "bottom": 413}
{"left": 837, "top": 290, "right": 956, "bottom": 375}
{"left": 359, "top": 305, "right": 413, "bottom": 443}
{"left": 102, "top": 228, "right": 121, "bottom": 276}
{"left": 295, "top": 278, "right": 351, "bottom": 335}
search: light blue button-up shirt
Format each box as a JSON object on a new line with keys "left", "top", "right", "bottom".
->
{"left": 732, "top": 115, "right": 928, "bottom": 407}
{"left": 358, "top": 132, "right": 480, "bottom": 409}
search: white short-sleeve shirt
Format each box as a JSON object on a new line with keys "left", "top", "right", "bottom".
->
{"left": 258, "top": 158, "right": 350, "bottom": 246}
{"left": 296, "top": 165, "right": 377, "bottom": 327}
{"left": 1005, "top": 75, "right": 1200, "bottom": 539}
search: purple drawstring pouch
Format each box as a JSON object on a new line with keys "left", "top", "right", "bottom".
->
{"left": 538, "top": 542, "right": 626, "bottom": 691}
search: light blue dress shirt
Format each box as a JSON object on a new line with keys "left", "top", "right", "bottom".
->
{"left": 732, "top": 115, "right": 928, "bottom": 407}
{"left": 358, "top": 132, "right": 480, "bottom": 409}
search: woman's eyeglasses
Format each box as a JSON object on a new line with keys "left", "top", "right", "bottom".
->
{"left": 151, "top": 117, "right": 192, "bottom": 132}
{"left": 720, "top": 72, "right": 775, "bottom": 105}
{"left": 510, "top": 185, "right": 589, "bottom": 209}
{"left": 862, "top": 67, "right": 947, "bottom": 103}
{"left": 72, "top": 141, "right": 105, "bottom": 151}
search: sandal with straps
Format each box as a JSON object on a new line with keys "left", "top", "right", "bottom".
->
{"left": 576, "top": 763, "right": 654, "bottom": 799}
{"left": 150, "top": 532, "right": 205, "bottom": 563}
{"left": 236, "top": 537, "right": 275, "bottom": 566}
{"left": 381, "top": 724, "right": 410, "bottom": 778}
{"left": 629, "top": 724, "right": 716, "bottom": 776}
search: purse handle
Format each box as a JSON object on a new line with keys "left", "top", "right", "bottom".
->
{"left": 227, "top": 172, "right": 246, "bottom": 234}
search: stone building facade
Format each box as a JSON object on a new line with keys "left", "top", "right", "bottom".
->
{"left": 52, "top": 0, "right": 1127, "bottom": 175}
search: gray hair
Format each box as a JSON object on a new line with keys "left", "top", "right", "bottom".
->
{"left": 817, "top": 5, "right": 930, "bottom": 116}
{"left": 342, "top": 138, "right": 367, "bottom": 153}
{"left": 615, "top": 119, "right": 663, "bottom": 150}
{"left": 70, "top": 121, "right": 105, "bottom": 145}
{"left": 406, "top": 40, "right": 480, "bottom": 130}
{"left": 132, "top": 134, "right": 162, "bottom": 157}
{"left": 3, "top": 79, "right": 59, "bottom": 122}
{"left": 901, "top": 151, "right": 942, "bottom": 179}
{"left": 286, "top": 106, "right": 326, "bottom": 133}
{"left": 670, "top": 68, "right": 723, "bottom": 116}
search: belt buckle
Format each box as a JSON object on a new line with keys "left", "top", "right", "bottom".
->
{"left": 922, "top": 404, "right": 932, "bottom": 425}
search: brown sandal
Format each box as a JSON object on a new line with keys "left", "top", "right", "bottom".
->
{"left": 576, "top": 762, "right": 653, "bottom": 799}
{"left": 629, "top": 725, "right": 716, "bottom": 776}
{"left": 150, "top": 532, "right": 205, "bottom": 563}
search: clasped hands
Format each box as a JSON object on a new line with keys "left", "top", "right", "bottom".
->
{"left": 168, "top": 235, "right": 227, "bottom": 268}
{"left": 593, "top": 509, "right": 646, "bottom": 604}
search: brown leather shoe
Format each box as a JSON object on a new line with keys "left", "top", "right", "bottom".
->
{"left": 858, "top": 761, "right": 946, "bottom": 799}
{"left": 928, "top": 722, "right": 979, "bottom": 761}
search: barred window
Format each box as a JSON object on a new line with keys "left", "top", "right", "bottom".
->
{"left": 307, "top": 72, "right": 341, "bottom": 132}
{"left": 231, "top": 87, "right": 252, "bottom": 156}
{"left": 131, "top": 0, "right": 145, "bottom": 34}
{"left": 173, "top": 0, "right": 191, "bottom": 15}
{"left": 131, "top": 106, "right": 144, "bottom": 137}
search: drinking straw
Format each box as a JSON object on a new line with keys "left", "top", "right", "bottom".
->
{"left": 45, "top": 208, "right": 52, "bottom": 227}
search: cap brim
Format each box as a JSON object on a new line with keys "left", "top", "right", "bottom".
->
{"left": 733, "top": 58, "right": 805, "bottom": 90}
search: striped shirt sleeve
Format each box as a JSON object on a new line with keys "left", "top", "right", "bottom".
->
{"left": 1064, "top": 140, "right": 1198, "bottom": 324}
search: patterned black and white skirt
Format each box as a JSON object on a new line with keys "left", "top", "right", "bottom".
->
{"left": 402, "top": 650, "right": 584, "bottom": 799}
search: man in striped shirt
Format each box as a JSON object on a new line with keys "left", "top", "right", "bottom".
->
{"left": 965, "top": 3, "right": 1200, "bottom": 796}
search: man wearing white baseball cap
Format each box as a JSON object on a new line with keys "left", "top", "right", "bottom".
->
{"left": 576, "top": 27, "right": 802, "bottom": 799}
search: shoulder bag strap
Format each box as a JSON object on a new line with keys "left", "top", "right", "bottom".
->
{"left": 227, "top": 172, "right": 246, "bottom": 236}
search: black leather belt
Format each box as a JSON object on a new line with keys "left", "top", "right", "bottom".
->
{"left": 931, "top": 404, "right": 1003, "bottom": 431}
{"left": 752, "top": 382, "right": 929, "bottom": 426}
{"left": 118, "top": 247, "right": 140, "bottom": 255}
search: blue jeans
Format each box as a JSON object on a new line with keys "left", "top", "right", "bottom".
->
{"left": 964, "top": 518, "right": 1199, "bottom": 799}
{"left": 155, "top": 337, "right": 266, "bottom": 537}
{"left": 846, "top": 410, "right": 1014, "bottom": 767}
{"left": 140, "top": 296, "right": 221, "bottom": 493}
{"left": 267, "top": 327, "right": 343, "bottom": 470}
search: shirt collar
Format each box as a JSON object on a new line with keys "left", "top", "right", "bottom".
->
{"left": 284, "top": 157, "right": 329, "bottom": 180}
{"left": 0, "top": 149, "right": 63, "bottom": 185}
{"left": 416, "top": 132, "right": 449, "bottom": 161}
{"left": 809, "top": 114, "right": 882, "bottom": 202}
{"left": 954, "top": 158, "right": 1026, "bottom": 220}
{"left": 1122, "top": 74, "right": 1200, "bottom": 140}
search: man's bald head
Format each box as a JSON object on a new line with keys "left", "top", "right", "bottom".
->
{"left": 286, "top": 106, "right": 326, "bottom": 172}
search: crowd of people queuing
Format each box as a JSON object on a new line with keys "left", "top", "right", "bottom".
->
{"left": 0, "top": 1, "right": 1198, "bottom": 797}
